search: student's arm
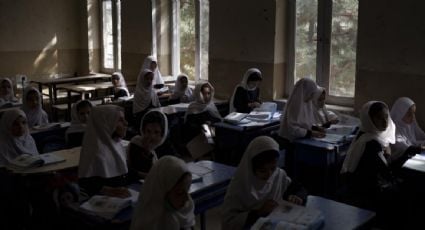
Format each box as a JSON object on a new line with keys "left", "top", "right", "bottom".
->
{"left": 283, "top": 177, "right": 308, "bottom": 205}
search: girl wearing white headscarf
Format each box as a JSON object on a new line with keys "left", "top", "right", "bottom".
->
{"left": 340, "top": 101, "right": 409, "bottom": 220}
{"left": 21, "top": 86, "right": 48, "bottom": 128}
{"left": 390, "top": 97, "right": 425, "bottom": 160}
{"left": 312, "top": 87, "right": 339, "bottom": 128}
{"left": 78, "top": 105, "right": 130, "bottom": 197}
{"left": 111, "top": 72, "right": 130, "bottom": 99}
{"left": 184, "top": 81, "right": 221, "bottom": 122}
{"left": 0, "top": 78, "right": 18, "bottom": 107}
{"left": 128, "top": 110, "right": 168, "bottom": 179}
{"left": 65, "top": 100, "right": 93, "bottom": 147}
{"left": 183, "top": 81, "right": 222, "bottom": 142}
{"left": 130, "top": 155, "right": 195, "bottom": 230}
{"left": 141, "top": 55, "right": 165, "bottom": 86}
{"left": 278, "top": 78, "right": 326, "bottom": 141}
{"left": 170, "top": 74, "right": 193, "bottom": 103}
{"left": 0, "top": 109, "right": 38, "bottom": 167}
{"left": 221, "top": 136, "right": 306, "bottom": 229}
{"left": 229, "top": 68, "right": 262, "bottom": 113}
{"left": 133, "top": 69, "right": 161, "bottom": 115}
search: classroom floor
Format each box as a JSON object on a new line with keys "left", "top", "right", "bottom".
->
{"left": 194, "top": 205, "right": 222, "bottom": 230}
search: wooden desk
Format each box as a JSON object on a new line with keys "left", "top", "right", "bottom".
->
{"left": 306, "top": 195, "right": 375, "bottom": 230}
{"left": 59, "top": 82, "right": 114, "bottom": 114}
{"left": 214, "top": 119, "right": 281, "bottom": 165}
{"left": 31, "top": 73, "right": 111, "bottom": 106}
{"left": 7, "top": 147, "right": 80, "bottom": 174}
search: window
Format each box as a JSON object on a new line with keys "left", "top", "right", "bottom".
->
{"left": 101, "top": 0, "right": 121, "bottom": 71}
{"left": 286, "top": 0, "right": 358, "bottom": 104}
{"left": 154, "top": 0, "right": 209, "bottom": 81}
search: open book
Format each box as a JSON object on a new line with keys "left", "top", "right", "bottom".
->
{"left": 253, "top": 102, "right": 277, "bottom": 113}
{"left": 247, "top": 111, "right": 273, "bottom": 122}
{"left": 9, "top": 153, "right": 66, "bottom": 169}
{"left": 224, "top": 112, "right": 248, "bottom": 124}
{"left": 403, "top": 153, "right": 425, "bottom": 172}
{"left": 251, "top": 200, "right": 324, "bottom": 230}
{"left": 32, "top": 122, "right": 62, "bottom": 131}
{"left": 187, "top": 162, "right": 214, "bottom": 182}
{"left": 80, "top": 189, "right": 139, "bottom": 220}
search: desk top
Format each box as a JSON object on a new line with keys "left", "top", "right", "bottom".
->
{"left": 31, "top": 74, "right": 111, "bottom": 85}
{"left": 306, "top": 195, "right": 375, "bottom": 230}
{"left": 59, "top": 82, "right": 113, "bottom": 93}
{"left": 189, "top": 160, "right": 236, "bottom": 194}
{"left": 30, "top": 122, "right": 71, "bottom": 135}
{"left": 8, "top": 147, "right": 81, "bottom": 174}
{"left": 214, "top": 119, "right": 280, "bottom": 132}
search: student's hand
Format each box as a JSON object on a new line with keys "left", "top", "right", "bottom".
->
{"left": 249, "top": 102, "right": 261, "bottom": 108}
{"left": 101, "top": 186, "right": 131, "bottom": 198}
{"left": 312, "top": 130, "right": 326, "bottom": 138}
{"left": 288, "top": 195, "right": 303, "bottom": 205}
{"left": 257, "top": 199, "right": 278, "bottom": 217}
{"left": 330, "top": 119, "right": 339, "bottom": 125}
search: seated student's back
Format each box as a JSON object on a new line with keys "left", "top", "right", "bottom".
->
{"left": 78, "top": 105, "right": 130, "bottom": 197}
{"left": 130, "top": 156, "right": 195, "bottom": 230}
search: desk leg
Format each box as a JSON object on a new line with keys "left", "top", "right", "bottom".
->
{"left": 53, "top": 84, "right": 58, "bottom": 105}
{"left": 200, "top": 212, "right": 206, "bottom": 230}
{"left": 67, "top": 90, "right": 72, "bottom": 121}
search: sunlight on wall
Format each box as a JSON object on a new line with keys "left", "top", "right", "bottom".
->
{"left": 33, "top": 35, "right": 58, "bottom": 78}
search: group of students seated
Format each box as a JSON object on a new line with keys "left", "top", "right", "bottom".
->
{"left": 1, "top": 54, "right": 424, "bottom": 229}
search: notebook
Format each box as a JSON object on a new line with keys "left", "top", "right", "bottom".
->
{"left": 9, "top": 153, "right": 66, "bottom": 169}
{"left": 251, "top": 200, "right": 324, "bottom": 230}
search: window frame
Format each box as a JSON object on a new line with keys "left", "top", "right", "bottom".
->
{"left": 285, "top": 0, "right": 356, "bottom": 106}
{"left": 100, "top": 0, "right": 121, "bottom": 73}
{"left": 153, "top": 0, "right": 208, "bottom": 81}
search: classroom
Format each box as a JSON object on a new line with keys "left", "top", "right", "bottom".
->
{"left": 1, "top": 0, "right": 425, "bottom": 229}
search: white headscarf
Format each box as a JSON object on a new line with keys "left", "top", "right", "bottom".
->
{"left": 184, "top": 81, "right": 222, "bottom": 122}
{"left": 78, "top": 105, "right": 128, "bottom": 178}
{"left": 170, "top": 74, "right": 193, "bottom": 103}
{"left": 130, "top": 156, "right": 195, "bottom": 230}
{"left": 0, "top": 78, "right": 18, "bottom": 102}
{"left": 130, "top": 110, "right": 169, "bottom": 162}
{"left": 229, "top": 68, "right": 262, "bottom": 113}
{"left": 311, "top": 87, "right": 338, "bottom": 125}
{"left": 0, "top": 109, "right": 38, "bottom": 167}
{"left": 66, "top": 100, "right": 93, "bottom": 135}
{"left": 341, "top": 101, "right": 396, "bottom": 173}
{"left": 141, "top": 55, "right": 164, "bottom": 85}
{"left": 133, "top": 69, "right": 161, "bottom": 114}
{"left": 221, "top": 136, "right": 290, "bottom": 230}
{"left": 390, "top": 97, "right": 425, "bottom": 159}
{"left": 279, "top": 78, "right": 323, "bottom": 141}
{"left": 21, "top": 86, "right": 49, "bottom": 128}
{"left": 112, "top": 72, "right": 130, "bottom": 96}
